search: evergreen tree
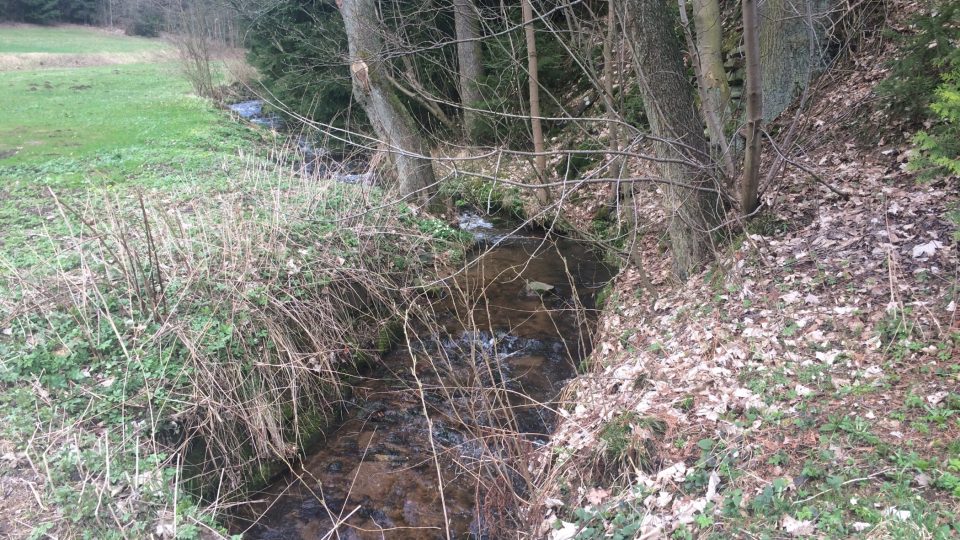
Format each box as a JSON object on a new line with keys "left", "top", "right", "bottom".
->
{"left": 59, "top": 0, "right": 100, "bottom": 23}
{"left": 17, "top": 0, "right": 61, "bottom": 24}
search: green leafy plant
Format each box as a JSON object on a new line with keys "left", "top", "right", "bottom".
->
{"left": 878, "top": 0, "right": 960, "bottom": 123}
{"left": 910, "top": 68, "right": 960, "bottom": 178}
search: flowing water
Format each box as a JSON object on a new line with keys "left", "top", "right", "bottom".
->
{"left": 228, "top": 99, "right": 284, "bottom": 130}
{"left": 243, "top": 219, "right": 613, "bottom": 539}
{"left": 227, "top": 99, "right": 372, "bottom": 182}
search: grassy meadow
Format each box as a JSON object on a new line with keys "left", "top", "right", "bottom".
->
{"left": 0, "top": 25, "right": 260, "bottom": 539}
{"left": 0, "top": 26, "right": 258, "bottom": 270}
{"left": 0, "top": 25, "right": 459, "bottom": 539}
{"left": 0, "top": 25, "right": 163, "bottom": 54}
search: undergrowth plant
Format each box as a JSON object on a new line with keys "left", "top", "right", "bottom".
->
{"left": 910, "top": 68, "right": 960, "bottom": 178}
{"left": 0, "top": 156, "right": 465, "bottom": 538}
{"left": 878, "top": 0, "right": 960, "bottom": 124}
{"left": 878, "top": 0, "right": 960, "bottom": 179}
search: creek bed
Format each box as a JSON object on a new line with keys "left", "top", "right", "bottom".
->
{"left": 242, "top": 219, "right": 613, "bottom": 539}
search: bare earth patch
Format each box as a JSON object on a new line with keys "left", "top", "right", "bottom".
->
{"left": 0, "top": 50, "right": 174, "bottom": 71}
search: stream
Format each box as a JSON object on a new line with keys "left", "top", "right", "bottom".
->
{"left": 242, "top": 217, "right": 613, "bottom": 539}
{"left": 228, "top": 100, "right": 372, "bottom": 183}
{"left": 225, "top": 102, "right": 613, "bottom": 537}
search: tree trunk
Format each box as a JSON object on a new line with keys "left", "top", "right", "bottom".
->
{"left": 521, "top": 0, "right": 549, "bottom": 204}
{"left": 454, "top": 0, "right": 483, "bottom": 140}
{"left": 741, "top": 0, "right": 763, "bottom": 215}
{"left": 625, "top": 0, "right": 722, "bottom": 279}
{"left": 691, "top": 0, "right": 734, "bottom": 177}
{"left": 759, "top": 0, "right": 819, "bottom": 121}
{"left": 602, "top": 0, "right": 626, "bottom": 186}
{"left": 339, "top": 0, "right": 437, "bottom": 203}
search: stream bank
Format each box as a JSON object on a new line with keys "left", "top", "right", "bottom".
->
{"left": 241, "top": 218, "right": 614, "bottom": 539}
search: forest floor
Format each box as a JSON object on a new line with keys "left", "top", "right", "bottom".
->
{"left": 537, "top": 28, "right": 960, "bottom": 540}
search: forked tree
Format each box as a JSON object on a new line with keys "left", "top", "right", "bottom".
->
{"left": 625, "top": 0, "right": 724, "bottom": 279}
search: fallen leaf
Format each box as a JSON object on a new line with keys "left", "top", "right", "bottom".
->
{"left": 549, "top": 521, "right": 578, "bottom": 540}
{"left": 585, "top": 488, "right": 609, "bottom": 506}
{"left": 911, "top": 240, "right": 942, "bottom": 258}
{"left": 782, "top": 514, "right": 815, "bottom": 536}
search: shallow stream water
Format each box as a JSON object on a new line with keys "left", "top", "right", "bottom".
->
{"left": 227, "top": 99, "right": 370, "bottom": 182}
{"left": 242, "top": 219, "right": 612, "bottom": 539}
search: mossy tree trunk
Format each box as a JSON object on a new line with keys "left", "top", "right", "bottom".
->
{"left": 692, "top": 0, "right": 735, "bottom": 177}
{"left": 625, "top": 0, "right": 723, "bottom": 279}
{"left": 339, "top": 0, "right": 437, "bottom": 203}
{"left": 602, "top": 0, "right": 626, "bottom": 186}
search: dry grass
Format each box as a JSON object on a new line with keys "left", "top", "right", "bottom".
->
{"left": 0, "top": 50, "right": 175, "bottom": 71}
{"left": 0, "top": 145, "right": 465, "bottom": 537}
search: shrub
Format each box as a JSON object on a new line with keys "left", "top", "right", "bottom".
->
{"left": 877, "top": 0, "right": 960, "bottom": 124}
{"left": 910, "top": 68, "right": 960, "bottom": 178}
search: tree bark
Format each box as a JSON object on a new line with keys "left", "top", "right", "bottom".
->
{"left": 454, "top": 0, "right": 483, "bottom": 139}
{"left": 521, "top": 0, "right": 549, "bottom": 204}
{"left": 602, "top": 0, "right": 626, "bottom": 186}
{"left": 741, "top": 0, "right": 763, "bottom": 215}
{"left": 690, "top": 0, "right": 734, "bottom": 177}
{"left": 625, "top": 0, "right": 722, "bottom": 279}
{"left": 339, "top": 0, "right": 437, "bottom": 203}
{"left": 759, "top": 0, "right": 819, "bottom": 121}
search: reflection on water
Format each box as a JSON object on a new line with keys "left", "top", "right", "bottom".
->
{"left": 243, "top": 227, "right": 613, "bottom": 539}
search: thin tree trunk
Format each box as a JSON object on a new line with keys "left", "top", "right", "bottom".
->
{"left": 691, "top": 0, "right": 734, "bottom": 177}
{"left": 521, "top": 0, "right": 549, "bottom": 204}
{"left": 602, "top": 0, "right": 625, "bottom": 189}
{"left": 692, "top": 0, "right": 729, "bottom": 111}
{"left": 454, "top": 0, "right": 483, "bottom": 139}
{"left": 625, "top": 0, "right": 722, "bottom": 279}
{"left": 741, "top": 0, "right": 763, "bottom": 215}
{"left": 678, "top": 0, "right": 733, "bottom": 180}
{"left": 339, "top": 0, "right": 437, "bottom": 204}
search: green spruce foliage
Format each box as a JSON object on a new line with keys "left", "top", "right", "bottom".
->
{"left": 878, "top": 0, "right": 960, "bottom": 123}
{"left": 242, "top": 0, "right": 585, "bottom": 147}
{"left": 910, "top": 68, "right": 960, "bottom": 178}
{"left": 0, "top": 0, "right": 100, "bottom": 24}
{"left": 244, "top": 0, "right": 361, "bottom": 135}
{"left": 879, "top": 0, "right": 959, "bottom": 179}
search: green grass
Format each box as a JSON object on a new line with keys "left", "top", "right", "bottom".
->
{"left": 0, "top": 29, "right": 269, "bottom": 538}
{"left": 0, "top": 27, "right": 469, "bottom": 539}
{"left": 0, "top": 25, "right": 165, "bottom": 54}
{"left": 0, "top": 58, "right": 262, "bottom": 271}
{"left": 0, "top": 62, "right": 237, "bottom": 165}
